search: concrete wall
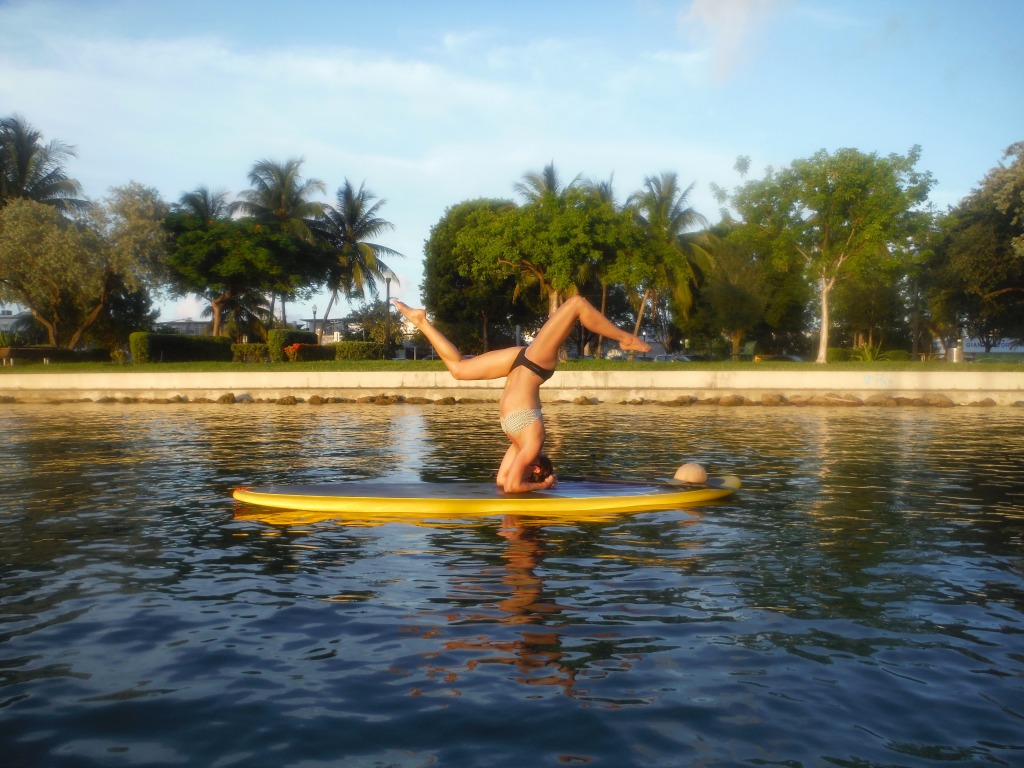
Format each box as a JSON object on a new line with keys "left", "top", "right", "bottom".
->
{"left": 1, "top": 369, "right": 1022, "bottom": 405}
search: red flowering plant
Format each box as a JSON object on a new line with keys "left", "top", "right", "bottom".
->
{"left": 283, "top": 343, "right": 303, "bottom": 362}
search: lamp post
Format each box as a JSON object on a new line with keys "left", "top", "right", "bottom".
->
{"left": 384, "top": 277, "right": 391, "bottom": 360}
{"left": 312, "top": 304, "right": 318, "bottom": 342}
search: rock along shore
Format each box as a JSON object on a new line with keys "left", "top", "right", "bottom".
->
{"left": 1, "top": 369, "right": 1022, "bottom": 408}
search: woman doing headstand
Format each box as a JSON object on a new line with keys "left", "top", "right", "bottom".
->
{"left": 392, "top": 296, "right": 651, "bottom": 493}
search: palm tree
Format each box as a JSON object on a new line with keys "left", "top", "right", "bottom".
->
{"left": 317, "top": 179, "right": 402, "bottom": 335}
{"left": 230, "top": 158, "right": 326, "bottom": 325}
{"left": 513, "top": 161, "right": 581, "bottom": 203}
{"left": 200, "top": 289, "right": 271, "bottom": 342}
{"left": 168, "top": 186, "right": 246, "bottom": 337}
{"left": 0, "top": 115, "right": 88, "bottom": 212}
{"left": 626, "top": 171, "right": 710, "bottom": 337}
{"left": 174, "top": 185, "right": 230, "bottom": 222}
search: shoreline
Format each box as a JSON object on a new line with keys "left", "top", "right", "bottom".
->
{"left": 1, "top": 369, "right": 1022, "bottom": 407}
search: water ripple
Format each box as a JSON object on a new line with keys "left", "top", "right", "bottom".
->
{"left": 1, "top": 403, "right": 1022, "bottom": 766}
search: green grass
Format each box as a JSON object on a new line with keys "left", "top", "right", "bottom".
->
{"left": 3, "top": 356, "right": 1023, "bottom": 374}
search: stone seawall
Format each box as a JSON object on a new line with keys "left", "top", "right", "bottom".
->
{"left": 1, "top": 369, "right": 1022, "bottom": 407}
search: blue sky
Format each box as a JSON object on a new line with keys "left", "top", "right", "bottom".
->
{"left": 1, "top": 0, "right": 1021, "bottom": 323}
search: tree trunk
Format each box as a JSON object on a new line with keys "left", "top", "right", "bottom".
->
{"left": 321, "top": 289, "right": 339, "bottom": 339}
{"left": 547, "top": 288, "right": 560, "bottom": 317}
{"left": 629, "top": 288, "right": 652, "bottom": 362}
{"left": 596, "top": 281, "right": 608, "bottom": 359}
{"left": 66, "top": 300, "right": 106, "bottom": 350}
{"left": 631, "top": 288, "right": 651, "bottom": 338}
{"left": 32, "top": 309, "right": 58, "bottom": 348}
{"left": 210, "top": 293, "right": 233, "bottom": 337}
{"left": 815, "top": 274, "right": 833, "bottom": 364}
{"left": 731, "top": 330, "right": 742, "bottom": 361}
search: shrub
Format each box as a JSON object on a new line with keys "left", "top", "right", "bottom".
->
{"left": 129, "top": 332, "right": 233, "bottom": 363}
{"left": 333, "top": 341, "right": 385, "bottom": 360}
{"left": 267, "top": 329, "right": 317, "bottom": 362}
{"left": 849, "top": 343, "right": 910, "bottom": 362}
{"left": 73, "top": 348, "right": 113, "bottom": 363}
{"left": 0, "top": 331, "right": 27, "bottom": 348}
{"left": 283, "top": 343, "right": 334, "bottom": 362}
{"left": 826, "top": 347, "right": 851, "bottom": 363}
{"left": 232, "top": 342, "right": 269, "bottom": 363}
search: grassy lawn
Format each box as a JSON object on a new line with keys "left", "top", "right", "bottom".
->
{"left": 3, "top": 356, "right": 1023, "bottom": 374}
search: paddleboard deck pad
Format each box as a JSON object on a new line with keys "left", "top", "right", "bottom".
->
{"left": 232, "top": 476, "right": 740, "bottom": 519}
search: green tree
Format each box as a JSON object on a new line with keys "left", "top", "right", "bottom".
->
{"left": 200, "top": 290, "right": 271, "bottom": 342}
{"left": 422, "top": 198, "right": 535, "bottom": 353}
{"left": 702, "top": 230, "right": 768, "bottom": 359}
{"left": 0, "top": 115, "right": 88, "bottom": 212}
{"left": 623, "top": 171, "right": 710, "bottom": 340}
{"left": 317, "top": 179, "right": 401, "bottom": 337}
{"left": 988, "top": 141, "right": 1024, "bottom": 260}
{"left": 230, "top": 158, "right": 327, "bottom": 325}
{"left": 513, "top": 161, "right": 580, "bottom": 204}
{"left": 343, "top": 298, "right": 404, "bottom": 349}
{"left": 165, "top": 189, "right": 292, "bottom": 338}
{"left": 84, "top": 278, "right": 159, "bottom": 352}
{"left": 930, "top": 149, "right": 1024, "bottom": 348}
{"left": 731, "top": 147, "right": 933, "bottom": 362}
{"left": 0, "top": 186, "right": 166, "bottom": 348}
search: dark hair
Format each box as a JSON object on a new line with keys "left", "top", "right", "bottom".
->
{"left": 529, "top": 453, "right": 554, "bottom": 483}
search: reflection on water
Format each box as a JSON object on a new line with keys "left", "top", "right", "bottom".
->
{"left": 1, "top": 403, "right": 1023, "bottom": 767}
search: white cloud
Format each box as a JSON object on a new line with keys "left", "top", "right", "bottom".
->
{"left": 678, "top": 0, "right": 792, "bottom": 82}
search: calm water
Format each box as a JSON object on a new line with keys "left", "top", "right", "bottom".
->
{"left": 1, "top": 402, "right": 1022, "bottom": 768}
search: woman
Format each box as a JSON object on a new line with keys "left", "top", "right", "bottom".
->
{"left": 392, "top": 296, "right": 651, "bottom": 493}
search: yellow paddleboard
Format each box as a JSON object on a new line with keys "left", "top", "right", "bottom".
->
{"left": 232, "top": 476, "right": 740, "bottom": 520}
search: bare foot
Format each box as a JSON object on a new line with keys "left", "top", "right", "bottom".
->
{"left": 392, "top": 299, "right": 427, "bottom": 326}
{"left": 620, "top": 335, "right": 651, "bottom": 353}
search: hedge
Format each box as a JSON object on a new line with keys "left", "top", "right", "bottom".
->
{"left": 826, "top": 347, "right": 852, "bottom": 363}
{"left": 284, "top": 343, "right": 335, "bottom": 362}
{"left": 232, "top": 342, "right": 269, "bottom": 363}
{"left": 129, "top": 332, "right": 233, "bottom": 363}
{"left": 332, "top": 340, "right": 385, "bottom": 360}
{"left": 267, "top": 329, "right": 318, "bottom": 362}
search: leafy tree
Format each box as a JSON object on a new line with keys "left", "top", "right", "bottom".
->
{"left": 513, "top": 161, "right": 581, "bottom": 204}
{"left": 0, "top": 186, "right": 166, "bottom": 348}
{"left": 702, "top": 230, "right": 768, "bottom": 358}
{"left": 84, "top": 278, "right": 159, "bottom": 351}
{"left": 830, "top": 267, "right": 909, "bottom": 350}
{"left": 469, "top": 163, "right": 590, "bottom": 316}
{"left": 0, "top": 115, "right": 88, "bottom": 212}
{"left": 200, "top": 290, "right": 271, "bottom": 342}
{"left": 988, "top": 141, "right": 1024, "bottom": 261}
{"left": 100, "top": 181, "right": 172, "bottom": 291}
{"left": 929, "top": 148, "right": 1024, "bottom": 347}
{"left": 176, "top": 185, "right": 230, "bottom": 222}
{"left": 731, "top": 146, "right": 933, "bottom": 362}
{"left": 230, "top": 158, "right": 327, "bottom": 324}
{"left": 165, "top": 192, "right": 293, "bottom": 337}
{"left": 342, "top": 298, "right": 405, "bottom": 350}
{"left": 622, "top": 171, "right": 710, "bottom": 340}
{"left": 317, "top": 179, "right": 401, "bottom": 336}
{"left": 422, "top": 198, "right": 530, "bottom": 353}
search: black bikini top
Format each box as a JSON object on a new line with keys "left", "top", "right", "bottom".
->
{"left": 510, "top": 347, "right": 555, "bottom": 381}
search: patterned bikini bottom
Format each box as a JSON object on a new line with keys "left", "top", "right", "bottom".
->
{"left": 500, "top": 408, "right": 543, "bottom": 436}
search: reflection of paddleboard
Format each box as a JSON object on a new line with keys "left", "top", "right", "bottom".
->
{"left": 232, "top": 476, "right": 740, "bottom": 518}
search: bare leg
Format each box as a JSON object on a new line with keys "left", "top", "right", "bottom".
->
{"left": 526, "top": 295, "right": 650, "bottom": 369}
{"left": 393, "top": 300, "right": 518, "bottom": 380}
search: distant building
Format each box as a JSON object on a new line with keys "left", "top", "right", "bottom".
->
{"left": 160, "top": 318, "right": 209, "bottom": 335}
{"left": 0, "top": 308, "right": 32, "bottom": 333}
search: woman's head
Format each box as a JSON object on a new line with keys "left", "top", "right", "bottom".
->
{"left": 529, "top": 453, "right": 554, "bottom": 483}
